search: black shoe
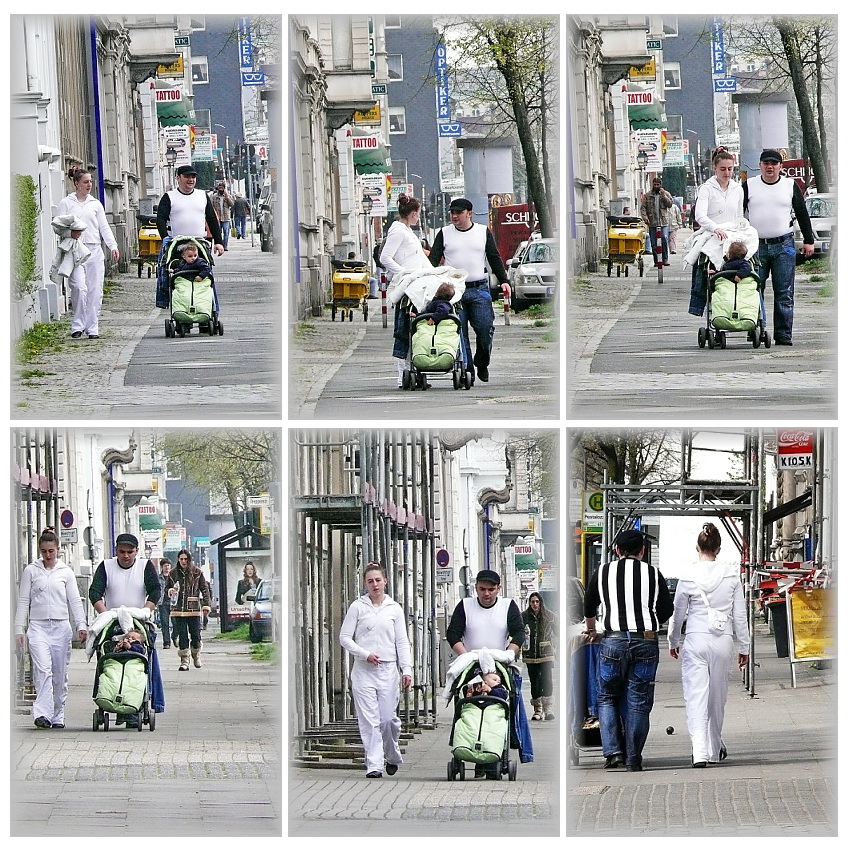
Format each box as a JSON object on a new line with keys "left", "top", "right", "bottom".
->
{"left": 114, "top": 716, "right": 126, "bottom": 725}
{"left": 719, "top": 746, "right": 728, "bottom": 762}
{"left": 385, "top": 762, "right": 399, "bottom": 776}
{"left": 477, "top": 365, "right": 489, "bottom": 382}
{"left": 474, "top": 765, "right": 486, "bottom": 778}
{"left": 163, "top": 643, "right": 171, "bottom": 649}
{"left": 51, "top": 722, "right": 65, "bottom": 728}
{"left": 71, "top": 331, "right": 83, "bottom": 339}
{"left": 775, "top": 338, "right": 793, "bottom": 346}
{"left": 604, "top": 753, "right": 624, "bottom": 769}
{"left": 693, "top": 761, "right": 708, "bottom": 768}
{"left": 124, "top": 713, "right": 139, "bottom": 727}
{"left": 34, "top": 716, "right": 52, "bottom": 728}
{"left": 625, "top": 764, "right": 643, "bottom": 772}
{"left": 88, "top": 335, "right": 100, "bottom": 340}
{"left": 366, "top": 771, "right": 383, "bottom": 778}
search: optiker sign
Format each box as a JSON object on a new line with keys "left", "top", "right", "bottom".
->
{"left": 438, "top": 122, "right": 462, "bottom": 137}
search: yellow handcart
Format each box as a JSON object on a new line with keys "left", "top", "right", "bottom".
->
{"left": 329, "top": 260, "right": 370, "bottom": 322}
{"left": 134, "top": 214, "right": 162, "bottom": 278}
{"left": 605, "top": 215, "right": 647, "bottom": 278}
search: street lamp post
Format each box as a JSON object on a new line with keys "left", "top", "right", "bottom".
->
{"left": 165, "top": 148, "right": 177, "bottom": 192}
{"left": 686, "top": 129, "right": 702, "bottom": 187}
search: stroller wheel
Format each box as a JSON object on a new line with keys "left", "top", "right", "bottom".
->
{"left": 707, "top": 330, "right": 716, "bottom": 349}
{"left": 697, "top": 327, "right": 706, "bottom": 349}
{"left": 452, "top": 370, "right": 460, "bottom": 390}
{"left": 447, "top": 760, "right": 455, "bottom": 781}
{"left": 103, "top": 713, "right": 110, "bottom": 732}
{"left": 763, "top": 330, "right": 771, "bottom": 349}
{"left": 718, "top": 331, "right": 727, "bottom": 349}
{"left": 148, "top": 710, "right": 156, "bottom": 732}
{"left": 92, "top": 710, "right": 100, "bottom": 732}
{"left": 458, "top": 760, "right": 465, "bottom": 780}
{"left": 508, "top": 760, "right": 518, "bottom": 781}
{"left": 606, "top": 259, "right": 612, "bottom": 277}
{"left": 136, "top": 713, "right": 144, "bottom": 731}
{"left": 402, "top": 369, "right": 411, "bottom": 390}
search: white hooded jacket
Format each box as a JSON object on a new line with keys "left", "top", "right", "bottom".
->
{"left": 14, "top": 558, "right": 87, "bottom": 635}
{"left": 668, "top": 559, "right": 749, "bottom": 653}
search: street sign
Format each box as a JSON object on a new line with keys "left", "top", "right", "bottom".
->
{"left": 247, "top": 494, "right": 271, "bottom": 508}
{"left": 174, "top": 35, "right": 190, "bottom": 47}
{"left": 714, "top": 78, "right": 737, "bottom": 92}
{"left": 436, "top": 548, "right": 450, "bottom": 567}
{"left": 137, "top": 504, "right": 157, "bottom": 515}
{"left": 586, "top": 491, "right": 604, "bottom": 513}
{"left": 777, "top": 429, "right": 814, "bottom": 469}
{"left": 436, "top": 568, "right": 453, "bottom": 584}
{"left": 646, "top": 39, "right": 662, "bottom": 50}
{"left": 438, "top": 122, "right": 462, "bottom": 138}
{"left": 241, "top": 71, "right": 265, "bottom": 87}
{"left": 60, "top": 509, "right": 75, "bottom": 529}
{"left": 60, "top": 528, "right": 78, "bottom": 545}
{"left": 372, "top": 84, "right": 387, "bottom": 95}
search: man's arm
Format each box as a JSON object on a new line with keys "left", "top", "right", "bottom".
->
{"left": 506, "top": 599, "right": 524, "bottom": 654}
{"left": 791, "top": 183, "right": 816, "bottom": 247}
{"left": 428, "top": 229, "right": 445, "bottom": 267}
{"left": 156, "top": 194, "right": 171, "bottom": 239}
{"left": 655, "top": 572, "right": 674, "bottom": 624}
{"left": 204, "top": 197, "right": 225, "bottom": 251}
{"left": 89, "top": 562, "right": 108, "bottom": 613}
{"left": 484, "top": 229, "right": 509, "bottom": 284}
{"left": 446, "top": 601, "right": 467, "bottom": 654}
{"left": 143, "top": 561, "right": 161, "bottom": 609}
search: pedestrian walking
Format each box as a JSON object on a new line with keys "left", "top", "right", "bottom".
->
{"left": 156, "top": 165, "right": 224, "bottom": 256}
{"left": 522, "top": 592, "right": 557, "bottom": 721}
{"left": 166, "top": 549, "right": 212, "bottom": 671}
{"left": 744, "top": 148, "right": 815, "bottom": 345}
{"left": 89, "top": 532, "right": 165, "bottom": 723}
{"left": 639, "top": 177, "right": 673, "bottom": 264}
{"left": 54, "top": 167, "right": 120, "bottom": 340}
{"left": 583, "top": 529, "right": 674, "bottom": 771}
{"left": 232, "top": 193, "right": 251, "bottom": 239}
{"left": 668, "top": 523, "right": 750, "bottom": 767}
{"left": 668, "top": 200, "right": 682, "bottom": 254}
{"left": 157, "top": 558, "right": 173, "bottom": 648}
{"left": 380, "top": 194, "right": 433, "bottom": 387}
{"left": 235, "top": 561, "right": 261, "bottom": 605}
{"left": 428, "top": 198, "right": 511, "bottom": 384}
{"left": 14, "top": 529, "right": 88, "bottom": 729}
{"left": 209, "top": 181, "right": 234, "bottom": 250}
{"left": 688, "top": 148, "right": 745, "bottom": 316}
{"left": 339, "top": 562, "right": 412, "bottom": 779}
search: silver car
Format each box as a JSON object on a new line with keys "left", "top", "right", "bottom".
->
{"left": 794, "top": 193, "right": 835, "bottom": 257}
{"left": 511, "top": 238, "right": 558, "bottom": 306}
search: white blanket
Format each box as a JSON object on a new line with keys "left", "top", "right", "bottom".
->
{"left": 387, "top": 266, "right": 466, "bottom": 311}
{"left": 442, "top": 647, "right": 516, "bottom": 700}
{"left": 86, "top": 606, "right": 152, "bottom": 659}
{"left": 49, "top": 214, "right": 91, "bottom": 284}
{"left": 683, "top": 219, "right": 760, "bottom": 270}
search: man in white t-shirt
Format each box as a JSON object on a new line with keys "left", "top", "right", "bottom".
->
{"left": 156, "top": 165, "right": 225, "bottom": 256}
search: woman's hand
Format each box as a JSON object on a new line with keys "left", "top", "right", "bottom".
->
{"left": 669, "top": 647, "right": 680, "bottom": 660}
{"left": 402, "top": 675, "right": 412, "bottom": 689}
{"left": 738, "top": 653, "right": 748, "bottom": 670}
{"left": 366, "top": 653, "right": 381, "bottom": 665}
{"left": 714, "top": 228, "right": 728, "bottom": 240}
{"left": 78, "top": 629, "right": 88, "bottom": 642}
{"left": 111, "top": 249, "right": 120, "bottom": 263}
{"left": 15, "top": 634, "right": 25, "bottom": 648}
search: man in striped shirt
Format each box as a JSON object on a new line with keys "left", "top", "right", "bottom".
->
{"left": 583, "top": 529, "right": 674, "bottom": 771}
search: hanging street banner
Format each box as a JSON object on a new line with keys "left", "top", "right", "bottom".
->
{"left": 711, "top": 18, "right": 726, "bottom": 76}
{"left": 435, "top": 43, "right": 450, "bottom": 120}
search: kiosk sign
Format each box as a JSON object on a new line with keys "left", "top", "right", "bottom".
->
{"left": 777, "top": 429, "right": 814, "bottom": 469}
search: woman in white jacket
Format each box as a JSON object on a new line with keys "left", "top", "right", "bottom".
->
{"left": 688, "top": 148, "right": 745, "bottom": 316}
{"left": 14, "top": 530, "right": 88, "bottom": 729}
{"left": 668, "top": 523, "right": 750, "bottom": 767}
{"left": 380, "top": 195, "right": 432, "bottom": 387}
{"left": 54, "top": 167, "right": 120, "bottom": 339}
{"left": 339, "top": 562, "right": 412, "bottom": 778}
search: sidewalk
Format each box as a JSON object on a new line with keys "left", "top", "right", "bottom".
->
{"left": 566, "top": 625, "right": 836, "bottom": 836}
{"left": 289, "top": 672, "right": 559, "bottom": 836}
{"left": 11, "top": 632, "right": 281, "bottom": 836}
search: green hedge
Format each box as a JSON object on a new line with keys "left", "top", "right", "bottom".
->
{"left": 13, "top": 174, "right": 40, "bottom": 299}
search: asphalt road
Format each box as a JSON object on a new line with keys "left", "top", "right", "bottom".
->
{"left": 569, "top": 254, "right": 837, "bottom": 418}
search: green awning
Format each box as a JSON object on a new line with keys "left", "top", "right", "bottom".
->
{"left": 139, "top": 512, "right": 164, "bottom": 531}
{"left": 627, "top": 84, "right": 666, "bottom": 129}
{"left": 157, "top": 96, "right": 195, "bottom": 127}
{"left": 514, "top": 553, "right": 540, "bottom": 570}
{"left": 353, "top": 145, "right": 391, "bottom": 175}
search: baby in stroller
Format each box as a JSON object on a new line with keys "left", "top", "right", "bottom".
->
{"left": 111, "top": 628, "right": 146, "bottom": 655}
{"left": 718, "top": 240, "right": 753, "bottom": 282}
{"left": 464, "top": 670, "right": 509, "bottom": 699}
{"left": 172, "top": 240, "right": 213, "bottom": 283}
{"left": 414, "top": 282, "right": 455, "bottom": 324}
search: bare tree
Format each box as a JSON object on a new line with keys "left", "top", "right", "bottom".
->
{"left": 571, "top": 430, "right": 680, "bottom": 488}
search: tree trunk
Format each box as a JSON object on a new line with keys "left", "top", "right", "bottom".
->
{"left": 774, "top": 18, "right": 829, "bottom": 191}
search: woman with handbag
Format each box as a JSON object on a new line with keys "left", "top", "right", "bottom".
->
{"left": 522, "top": 591, "right": 557, "bottom": 721}
{"left": 668, "top": 523, "right": 749, "bottom": 767}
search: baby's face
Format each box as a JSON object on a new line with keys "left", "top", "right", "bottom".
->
{"left": 126, "top": 631, "right": 142, "bottom": 643}
{"left": 483, "top": 673, "right": 501, "bottom": 688}
{"left": 181, "top": 247, "right": 198, "bottom": 262}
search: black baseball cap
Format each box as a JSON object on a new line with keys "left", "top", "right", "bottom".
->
{"left": 759, "top": 149, "right": 783, "bottom": 163}
{"left": 176, "top": 165, "right": 198, "bottom": 176}
{"left": 115, "top": 533, "right": 139, "bottom": 548}
{"left": 613, "top": 529, "right": 647, "bottom": 555}
{"left": 449, "top": 197, "right": 473, "bottom": 212}
{"left": 476, "top": 569, "right": 501, "bottom": 585}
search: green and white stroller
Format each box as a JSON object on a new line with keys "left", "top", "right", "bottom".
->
{"left": 161, "top": 235, "right": 223, "bottom": 337}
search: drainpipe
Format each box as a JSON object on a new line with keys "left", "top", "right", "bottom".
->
{"left": 89, "top": 17, "right": 106, "bottom": 204}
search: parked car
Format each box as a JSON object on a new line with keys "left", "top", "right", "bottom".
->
{"left": 794, "top": 193, "right": 835, "bottom": 258}
{"left": 511, "top": 238, "right": 558, "bottom": 308}
{"left": 246, "top": 577, "right": 280, "bottom": 643}
{"left": 505, "top": 240, "right": 530, "bottom": 289}
{"left": 256, "top": 177, "right": 276, "bottom": 252}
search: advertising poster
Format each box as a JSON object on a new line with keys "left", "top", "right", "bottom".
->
{"left": 222, "top": 548, "right": 273, "bottom": 624}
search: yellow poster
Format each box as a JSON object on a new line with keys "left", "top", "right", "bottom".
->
{"left": 790, "top": 588, "right": 835, "bottom": 659}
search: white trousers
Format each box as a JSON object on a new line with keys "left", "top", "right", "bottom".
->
{"left": 69, "top": 245, "right": 105, "bottom": 335}
{"left": 680, "top": 631, "right": 735, "bottom": 762}
{"left": 350, "top": 661, "right": 403, "bottom": 773}
{"left": 27, "top": 619, "right": 73, "bottom": 724}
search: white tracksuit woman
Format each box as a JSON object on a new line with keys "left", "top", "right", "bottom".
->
{"left": 669, "top": 522, "right": 750, "bottom": 767}
{"left": 339, "top": 562, "right": 412, "bottom": 778}
{"left": 14, "top": 530, "right": 88, "bottom": 729}
{"left": 54, "top": 167, "right": 120, "bottom": 339}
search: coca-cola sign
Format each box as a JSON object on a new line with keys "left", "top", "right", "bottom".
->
{"left": 777, "top": 430, "right": 814, "bottom": 453}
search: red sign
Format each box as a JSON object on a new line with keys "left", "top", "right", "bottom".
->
{"left": 352, "top": 136, "right": 380, "bottom": 150}
{"left": 626, "top": 91, "right": 654, "bottom": 105}
{"left": 155, "top": 89, "right": 183, "bottom": 102}
{"left": 777, "top": 430, "right": 814, "bottom": 454}
{"left": 780, "top": 159, "right": 832, "bottom": 193}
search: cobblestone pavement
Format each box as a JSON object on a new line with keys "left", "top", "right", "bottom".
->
{"left": 569, "top": 245, "right": 837, "bottom": 418}
{"left": 12, "top": 234, "right": 281, "bottom": 418}
{"left": 289, "top": 673, "right": 559, "bottom": 836}
{"left": 12, "top": 633, "right": 280, "bottom": 836}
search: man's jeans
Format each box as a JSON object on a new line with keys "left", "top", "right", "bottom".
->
{"left": 459, "top": 281, "right": 495, "bottom": 371}
{"left": 688, "top": 256, "right": 710, "bottom": 316}
{"left": 757, "top": 234, "right": 796, "bottom": 342}
{"left": 234, "top": 215, "right": 247, "bottom": 238}
{"left": 220, "top": 220, "right": 231, "bottom": 250}
{"left": 597, "top": 636, "right": 659, "bottom": 767}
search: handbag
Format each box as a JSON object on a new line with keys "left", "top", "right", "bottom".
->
{"left": 696, "top": 586, "right": 729, "bottom": 635}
